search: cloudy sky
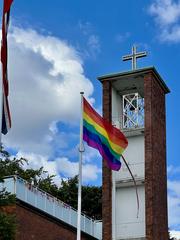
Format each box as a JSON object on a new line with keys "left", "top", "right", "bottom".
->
{"left": 0, "top": 0, "right": 180, "bottom": 237}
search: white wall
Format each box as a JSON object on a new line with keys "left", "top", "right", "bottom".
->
{"left": 115, "top": 135, "right": 145, "bottom": 239}
{"left": 116, "top": 134, "right": 144, "bottom": 182}
{"left": 112, "top": 88, "right": 122, "bottom": 128}
{"left": 115, "top": 185, "right": 145, "bottom": 239}
{"left": 115, "top": 134, "right": 145, "bottom": 240}
{"left": 112, "top": 87, "right": 145, "bottom": 239}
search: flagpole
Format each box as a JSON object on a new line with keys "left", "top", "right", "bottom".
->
{"left": 77, "top": 92, "right": 84, "bottom": 240}
{"left": 112, "top": 170, "right": 116, "bottom": 240}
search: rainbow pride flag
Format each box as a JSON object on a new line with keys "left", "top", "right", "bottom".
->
{"left": 83, "top": 97, "right": 128, "bottom": 171}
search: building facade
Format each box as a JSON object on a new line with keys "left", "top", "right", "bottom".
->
{"left": 98, "top": 67, "right": 169, "bottom": 240}
{"left": 1, "top": 176, "right": 102, "bottom": 240}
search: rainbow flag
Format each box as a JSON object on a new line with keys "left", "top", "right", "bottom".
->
{"left": 83, "top": 97, "right": 128, "bottom": 171}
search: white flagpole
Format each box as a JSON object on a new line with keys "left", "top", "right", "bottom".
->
{"left": 112, "top": 170, "right": 116, "bottom": 240}
{"left": 77, "top": 92, "right": 84, "bottom": 240}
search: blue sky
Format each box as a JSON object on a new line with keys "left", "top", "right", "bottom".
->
{"left": 1, "top": 0, "right": 180, "bottom": 236}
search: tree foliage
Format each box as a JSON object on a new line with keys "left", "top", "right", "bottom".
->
{"left": 82, "top": 185, "right": 102, "bottom": 219}
{"left": 53, "top": 176, "right": 102, "bottom": 219}
{"left": 0, "top": 211, "right": 16, "bottom": 240}
{"left": 0, "top": 149, "right": 102, "bottom": 221}
{"left": 0, "top": 150, "right": 16, "bottom": 240}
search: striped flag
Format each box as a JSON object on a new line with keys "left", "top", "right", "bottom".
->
{"left": 83, "top": 97, "right": 128, "bottom": 171}
{"left": 1, "top": 0, "right": 13, "bottom": 134}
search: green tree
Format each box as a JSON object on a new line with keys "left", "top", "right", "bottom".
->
{"left": 0, "top": 149, "right": 39, "bottom": 239}
{"left": 0, "top": 149, "right": 16, "bottom": 240}
{"left": 55, "top": 176, "right": 102, "bottom": 219}
{"left": 0, "top": 210, "right": 16, "bottom": 240}
{"left": 57, "top": 176, "right": 79, "bottom": 210}
{"left": 0, "top": 149, "right": 102, "bottom": 220}
{"left": 82, "top": 185, "right": 102, "bottom": 219}
{"left": 0, "top": 153, "right": 45, "bottom": 185}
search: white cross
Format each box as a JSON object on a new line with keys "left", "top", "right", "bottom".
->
{"left": 122, "top": 45, "right": 147, "bottom": 70}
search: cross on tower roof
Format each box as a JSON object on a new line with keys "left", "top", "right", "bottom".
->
{"left": 122, "top": 45, "right": 147, "bottom": 70}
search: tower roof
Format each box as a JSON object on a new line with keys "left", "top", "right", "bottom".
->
{"left": 97, "top": 66, "right": 170, "bottom": 94}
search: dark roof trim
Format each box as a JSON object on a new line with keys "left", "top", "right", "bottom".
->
{"left": 97, "top": 66, "right": 170, "bottom": 94}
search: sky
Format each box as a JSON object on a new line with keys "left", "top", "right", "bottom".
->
{"left": 0, "top": 0, "right": 180, "bottom": 237}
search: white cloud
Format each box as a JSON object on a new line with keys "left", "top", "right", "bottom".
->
{"left": 78, "top": 21, "right": 93, "bottom": 36}
{"left": 149, "top": 0, "right": 180, "bottom": 26}
{"left": 56, "top": 157, "right": 101, "bottom": 182}
{"left": 149, "top": 0, "right": 180, "bottom": 42}
{"left": 2, "top": 26, "right": 94, "bottom": 155}
{"left": 168, "top": 179, "right": 180, "bottom": 229}
{"left": 167, "top": 164, "right": 180, "bottom": 229}
{"left": 78, "top": 21, "right": 101, "bottom": 58}
{"left": 161, "top": 25, "right": 180, "bottom": 42}
{"left": 16, "top": 151, "right": 101, "bottom": 184}
{"left": 87, "top": 35, "right": 101, "bottom": 57}
{"left": 168, "top": 164, "right": 180, "bottom": 175}
{"left": 49, "top": 121, "right": 58, "bottom": 135}
{"left": 170, "top": 230, "right": 180, "bottom": 239}
{"left": 16, "top": 151, "right": 62, "bottom": 186}
{"left": 83, "top": 146, "right": 101, "bottom": 163}
{"left": 0, "top": 25, "right": 102, "bottom": 185}
{"left": 168, "top": 180, "right": 180, "bottom": 197}
{"left": 115, "top": 32, "right": 131, "bottom": 43}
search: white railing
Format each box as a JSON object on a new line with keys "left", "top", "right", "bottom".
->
{"left": 1, "top": 176, "right": 102, "bottom": 239}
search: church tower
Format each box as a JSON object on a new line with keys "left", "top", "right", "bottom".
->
{"left": 98, "top": 46, "right": 169, "bottom": 240}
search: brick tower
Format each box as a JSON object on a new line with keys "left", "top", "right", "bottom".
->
{"left": 98, "top": 66, "right": 169, "bottom": 240}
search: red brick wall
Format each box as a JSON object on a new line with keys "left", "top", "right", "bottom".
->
{"left": 101, "top": 70, "right": 168, "bottom": 240}
{"left": 102, "top": 81, "right": 112, "bottom": 240}
{"left": 15, "top": 202, "right": 96, "bottom": 240}
{"left": 144, "top": 72, "right": 168, "bottom": 240}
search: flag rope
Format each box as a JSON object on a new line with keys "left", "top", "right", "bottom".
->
{"left": 121, "top": 155, "right": 140, "bottom": 218}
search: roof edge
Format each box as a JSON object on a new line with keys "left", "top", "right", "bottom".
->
{"left": 97, "top": 66, "right": 170, "bottom": 94}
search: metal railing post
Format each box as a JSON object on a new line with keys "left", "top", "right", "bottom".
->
{"left": 83, "top": 214, "right": 86, "bottom": 232}
{"left": 25, "top": 182, "right": 28, "bottom": 202}
{"left": 35, "top": 188, "right": 38, "bottom": 207}
{"left": 44, "top": 193, "right": 47, "bottom": 211}
{"left": 69, "top": 207, "right": 72, "bottom": 224}
{"left": 91, "top": 219, "right": 93, "bottom": 236}
{"left": 53, "top": 198, "right": 55, "bottom": 217}
{"left": 13, "top": 176, "right": 16, "bottom": 194}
